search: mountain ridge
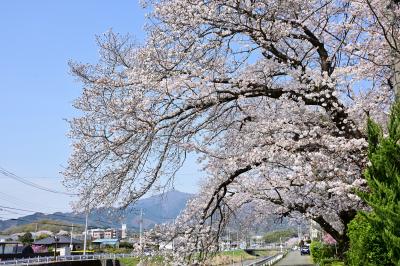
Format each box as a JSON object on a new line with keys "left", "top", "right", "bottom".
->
{"left": 0, "top": 190, "right": 192, "bottom": 232}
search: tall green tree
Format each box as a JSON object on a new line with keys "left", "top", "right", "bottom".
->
{"left": 347, "top": 213, "right": 392, "bottom": 266}
{"left": 18, "top": 232, "right": 33, "bottom": 245}
{"left": 361, "top": 99, "right": 400, "bottom": 264}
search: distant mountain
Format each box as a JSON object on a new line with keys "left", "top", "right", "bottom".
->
{"left": 0, "top": 190, "right": 193, "bottom": 232}
{"left": 3, "top": 219, "right": 78, "bottom": 235}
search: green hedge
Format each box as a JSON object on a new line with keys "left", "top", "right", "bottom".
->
{"left": 347, "top": 213, "right": 393, "bottom": 266}
{"left": 310, "top": 241, "right": 336, "bottom": 265}
{"left": 320, "top": 258, "right": 344, "bottom": 266}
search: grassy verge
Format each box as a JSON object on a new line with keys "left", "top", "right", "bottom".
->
{"left": 119, "top": 256, "right": 165, "bottom": 266}
{"left": 208, "top": 250, "right": 254, "bottom": 265}
{"left": 118, "top": 250, "right": 279, "bottom": 266}
{"left": 119, "top": 257, "right": 141, "bottom": 266}
{"left": 316, "top": 258, "right": 344, "bottom": 266}
{"left": 208, "top": 249, "right": 278, "bottom": 265}
{"left": 328, "top": 261, "right": 344, "bottom": 266}
{"left": 252, "top": 250, "right": 278, "bottom": 257}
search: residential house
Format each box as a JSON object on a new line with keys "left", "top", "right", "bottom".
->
{"left": 33, "top": 235, "right": 83, "bottom": 256}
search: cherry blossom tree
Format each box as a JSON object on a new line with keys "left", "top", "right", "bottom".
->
{"left": 65, "top": 0, "right": 400, "bottom": 262}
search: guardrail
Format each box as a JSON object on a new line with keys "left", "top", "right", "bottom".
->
{"left": 0, "top": 253, "right": 138, "bottom": 266}
{"left": 247, "top": 253, "right": 285, "bottom": 266}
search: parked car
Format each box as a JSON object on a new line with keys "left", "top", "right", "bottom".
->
{"left": 300, "top": 246, "right": 310, "bottom": 255}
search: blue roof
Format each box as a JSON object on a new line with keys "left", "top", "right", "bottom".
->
{"left": 92, "top": 239, "right": 119, "bottom": 244}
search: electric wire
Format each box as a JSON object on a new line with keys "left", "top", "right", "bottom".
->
{"left": 0, "top": 205, "right": 115, "bottom": 229}
{"left": 0, "top": 167, "right": 77, "bottom": 196}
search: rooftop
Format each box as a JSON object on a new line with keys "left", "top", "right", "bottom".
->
{"left": 92, "top": 238, "right": 119, "bottom": 244}
{"left": 33, "top": 235, "right": 82, "bottom": 245}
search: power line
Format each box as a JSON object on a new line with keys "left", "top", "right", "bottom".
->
{"left": 0, "top": 205, "right": 41, "bottom": 213}
{"left": 0, "top": 191, "right": 63, "bottom": 211}
{"left": 0, "top": 203, "right": 85, "bottom": 223}
{"left": 0, "top": 208, "right": 26, "bottom": 216}
{"left": 0, "top": 193, "right": 32, "bottom": 209}
{"left": 9, "top": 216, "right": 95, "bottom": 229}
{"left": 0, "top": 175, "right": 62, "bottom": 179}
{"left": 0, "top": 167, "right": 77, "bottom": 196}
{"left": 0, "top": 205, "right": 115, "bottom": 229}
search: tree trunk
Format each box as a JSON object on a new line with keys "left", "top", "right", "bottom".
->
{"left": 336, "top": 234, "right": 350, "bottom": 261}
{"left": 313, "top": 209, "right": 357, "bottom": 259}
{"left": 389, "top": 1, "right": 400, "bottom": 99}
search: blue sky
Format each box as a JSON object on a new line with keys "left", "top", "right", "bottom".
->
{"left": 0, "top": 0, "right": 201, "bottom": 219}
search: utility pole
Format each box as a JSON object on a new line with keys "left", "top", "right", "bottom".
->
{"left": 83, "top": 210, "right": 89, "bottom": 255}
{"left": 53, "top": 236, "right": 59, "bottom": 261}
{"left": 70, "top": 223, "right": 74, "bottom": 251}
{"left": 172, "top": 218, "right": 175, "bottom": 251}
{"left": 228, "top": 229, "right": 233, "bottom": 266}
{"left": 228, "top": 229, "right": 231, "bottom": 250}
{"left": 139, "top": 208, "right": 143, "bottom": 253}
{"left": 299, "top": 225, "right": 302, "bottom": 241}
{"left": 298, "top": 225, "right": 301, "bottom": 242}
{"left": 33, "top": 223, "right": 38, "bottom": 242}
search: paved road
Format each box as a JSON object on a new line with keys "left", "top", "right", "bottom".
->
{"left": 275, "top": 251, "right": 314, "bottom": 266}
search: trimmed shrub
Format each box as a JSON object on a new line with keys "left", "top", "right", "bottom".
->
{"left": 310, "top": 241, "right": 336, "bottom": 265}
{"left": 347, "top": 212, "right": 393, "bottom": 266}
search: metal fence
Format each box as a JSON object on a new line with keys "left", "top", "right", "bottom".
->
{"left": 0, "top": 252, "right": 286, "bottom": 266}
{"left": 0, "top": 253, "right": 138, "bottom": 266}
{"left": 247, "top": 252, "right": 285, "bottom": 266}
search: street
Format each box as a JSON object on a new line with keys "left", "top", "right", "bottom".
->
{"left": 275, "top": 251, "right": 314, "bottom": 266}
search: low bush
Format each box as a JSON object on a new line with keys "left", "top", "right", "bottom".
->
{"left": 320, "top": 258, "right": 344, "bottom": 266}
{"left": 119, "top": 242, "right": 134, "bottom": 249}
{"left": 347, "top": 213, "right": 392, "bottom": 266}
{"left": 310, "top": 241, "right": 336, "bottom": 265}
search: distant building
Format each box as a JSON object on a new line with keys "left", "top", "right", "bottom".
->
{"left": 310, "top": 220, "right": 323, "bottom": 241}
{"left": 92, "top": 238, "right": 119, "bottom": 248}
{"left": 121, "top": 224, "right": 127, "bottom": 239}
{"left": 104, "top": 228, "right": 121, "bottom": 239}
{"left": 251, "top": 235, "right": 264, "bottom": 247}
{"left": 85, "top": 228, "right": 122, "bottom": 240}
{"left": 0, "top": 235, "right": 12, "bottom": 242}
{"left": 85, "top": 229, "right": 104, "bottom": 240}
{"left": 92, "top": 229, "right": 104, "bottom": 239}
